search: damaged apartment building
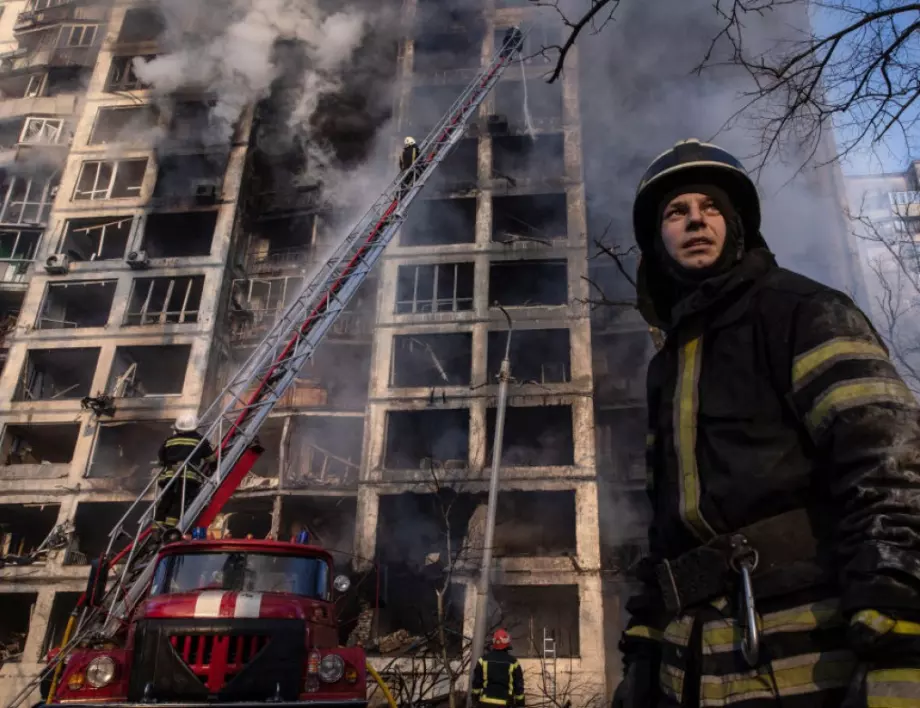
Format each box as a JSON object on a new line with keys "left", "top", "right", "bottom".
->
{"left": 0, "top": 0, "right": 864, "bottom": 704}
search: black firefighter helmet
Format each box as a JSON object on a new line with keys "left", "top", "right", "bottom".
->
{"left": 632, "top": 138, "right": 762, "bottom": 256}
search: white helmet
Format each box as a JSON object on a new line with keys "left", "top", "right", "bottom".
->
{"left": 174, "top": 413, "right": 198, "bottom": 433}
{"left": 404, "top": 136, "right": 416, "bottom": 147}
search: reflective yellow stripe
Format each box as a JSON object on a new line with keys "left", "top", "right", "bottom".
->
{"left": 867, "top": 668, "right": 920, "bottom": 708}
{"left": 702, "top": 599, "right": 842, "bottom": 654}
{"left": 481, "top": 658, "right": 487, "bottom": 692}
{"left": 805, "top": 378, "right": 917, "bottom": 434}
{"left": 699, "top": 650, "right": 855, "bottom": 706}
{"left": 663, "top": 615, "right": 694, "bottom": 647}
{"left": 675, "top": 336, "right": 715, "bottom": 541}
{"left": 792, "top": 337, "right": 889, "bottom": 391}
{"left": 852, "top": 609, "right": 920, "bottom": 636}
{"left": 507, "top": 662, "right": 514, "bottom": 697}
{"left": 625, "top": 625, "right": 663, "bottom": 642}
{"left": 165, "top": 437, "right": 202, "bottom": 446}
{"left": 479, "top": 698, "right": 508, "bottom": 705}
{"left": 659, "top": 662, "right": 685, "bottom": 702}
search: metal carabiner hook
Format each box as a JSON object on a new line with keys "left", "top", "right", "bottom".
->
{"left": 739, "top": 561, "right": 760, "bottom": 667}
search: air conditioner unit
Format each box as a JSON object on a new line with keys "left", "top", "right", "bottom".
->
{"left": 44, "top": 253, "right": 70, "bottom": 274}
{"left": 125, "top": 250, "right": 150, "bottom": 270}
{"left": 193, "top": 181, "right": 219, "bottom": 204}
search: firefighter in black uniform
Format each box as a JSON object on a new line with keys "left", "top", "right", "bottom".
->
{"left": 154, "top": 413, "right": 217, "bottom": 529}
{"left": 471, "top": 629, "right": 525, "bottom": 707}
{"left": 614, "top": 139, "right": 920, "bottom": 707}
{"left": 398, "top": 136, "right": 420, "bottom": 198}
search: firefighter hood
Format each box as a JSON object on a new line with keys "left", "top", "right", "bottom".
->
{"left": 632, "top": 139, "right": 770, "bottom": 329}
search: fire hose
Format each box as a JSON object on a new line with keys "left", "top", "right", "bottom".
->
{"left": 365, "top": 662, "right": 397, "bottom": 708}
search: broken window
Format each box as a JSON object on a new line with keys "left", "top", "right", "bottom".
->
{"left": 0, "top": 593, "right": 37, "bottom": 665}
{"left": 88, "top": 420, "right": 172, "bottom": 483}
{"left": 24, "top": 73, "right": 47, "bottom": 98}
{"left": 395, "top": 262, "right": 474, "bottom": 314}
{"left": 216, "top": 497, "right": 274, "bottom": 540}
{"left": 15, "top": 347, "right": 99, "bottom": 401}
{"left": 413, "top": 31, "right": 481, "bottom": 74}
{"left": 124, "top": 275, "right": 204, "bottom": 325}
{"left": 409, "top": 84, "right": 467, "bottom": 137}
{"left": 391, "top": 333, "right": 472, "bottom": 387}
{"left": 242, "top": 212, "right": 333, "bottom": 273}
{"left": 58, "top": 24, "right": 97, "bottom": 48}
{"left": 415, "top": 0, "right": 483, "bottom": 33}
{"left": 107, "top": 55, "right": 154, "bottom": 91}
{"left": 486, "top": 405, "right": 574, "bottom": 466}
{"left": 74, "top": 159, "right": 148, "bottom": 200}
{"left": 153, "top": 153, "right": 226, "bottom": 202}
{"left": 280, "top": 496, "right": 356, "bottom": 564}
{"left": 0, "top": 174, "right": 58, "bottom": 225}
{"left": 89, "top": 106, "right": 159, "bottom": 145}
{"left": 492, "top": 136, "right": 565, "bottom": 186}
{"left": 492, "top": 193, "right": 568, "bottom": 244}
{"left": 70, "top": 502, "right": 143, "bottom": 564}
{"left": 60, "top": 216, "right": 132, "bottom": 260}
{"left": 383, "top": 408, "right": 469, "bottom": 469}
{"left": 0, "top": 230, "right": 40, "bottom": 282}
{"left": 169, "top": 100, "right": 224, "bottom": 146}
{"left": 492, "top": 585, "right": 579, "bottom": 657}
{"left": 493, "top": 26, "right": 559, "bottom": 65}
{"left": 38, "top": 280, "right": 116, "bottom": 329}
{"left": 285, "top": 416, "right": 364, "bottom": 489}
{"left": 117, "top": 7, "right": 166, "bottom": 44}
{"left": 489, "top": 259, "right": 568, "bottom": 307}
{"left": 0, "top": 503, "right": 60, "bottom": 560}
{"left": 429, "top": 138, "right": 478, "bottom": 193}
{"left": 30, "top": 0, "right": 70, "bottom": 12}
{"left": 300, "top": 341, "right": 371, "bottom": 410}
{"left": 109, "top": 344, "right": 191, "bottom": 396}
{"left": 231, "top": 275, "right": 305, "bottom": 342}
{"left": 0, "top": 423, "right": 79, "bottom": 465}
{"left": 487, "top": 328, "right": 570, "bottom": 384}
{"left": 594, "top": 332, "right": 649, "bottom": 403}
{"left": 493, "top": 80, "right": 563, "bottom": 133}
{"left": 20, "top": 117, "right": 66, "bottom": 145}
{"left": 41, "top": 592, "right": 82, "bottom": 659}
{"left": 402, "top": 197, "right": 476, "bottom": 247}
{"left": 493, "top": 491, "right": 576, "bottom": 556}
{"left": 141, "top": 211, "right": 216, "bottom": 257}
{"left": 596, "top": 409, "right": 646, "bottom": 484}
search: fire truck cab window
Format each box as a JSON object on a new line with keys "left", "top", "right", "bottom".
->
{"left": 150, "top": 552, "right": 330, "bottom": 600}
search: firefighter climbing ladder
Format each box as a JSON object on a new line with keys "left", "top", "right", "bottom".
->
{"left": 5, "top": 29, "right": 530, "bottom": 703}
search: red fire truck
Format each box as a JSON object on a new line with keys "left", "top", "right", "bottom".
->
{"left": 48, "top": 537, "right": 368, "bottom": 708}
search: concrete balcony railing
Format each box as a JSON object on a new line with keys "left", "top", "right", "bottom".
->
{"left": 0, "top": 45, "right": 97, "bottom": 75}
{"left": 0, "top": 94, "right": 76, "bottom": 120}
{"left": 15, "top": 2, "right": 103, "bottom": 33}
{"left": 890, "top": 191, "right": 920, "bottom": 218}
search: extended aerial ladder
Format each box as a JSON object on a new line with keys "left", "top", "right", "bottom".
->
{"left": 2, "top": 27, "right": 529, "bottom": 708}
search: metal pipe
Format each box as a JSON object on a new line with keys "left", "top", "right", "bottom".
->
{"left": 466, "top": 306, "right": 513, "bottom": 708}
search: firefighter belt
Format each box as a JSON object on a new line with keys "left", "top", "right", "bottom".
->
{"left": 158, "top": 465, "right": 206, "bottom": 485}
{"left": 655, "top": 508, "right": 829, "bottom": 615}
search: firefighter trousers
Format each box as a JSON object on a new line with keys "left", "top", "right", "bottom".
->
{"left": 154, "top": 476, "right": 201, "bottom": 527}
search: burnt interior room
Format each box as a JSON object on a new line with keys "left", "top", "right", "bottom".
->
{"left": 42, "top": 592, "right": 82, "bottom": 658}
{"left": 0, "top": 228, "right": 41, "bottom": 265}
{"left": 89, "top": 105, "right": 159, "bottom": 145}
{"left": 409, "top": 84, "right": 468, "bottom": 136}
{"left": 486, "top": 405, "right": 574, "bottom": 466}
{"left": 428, "top": 138, "right": 478, "bottom": 193}
{"left": 125, "top": 275, "right": 205, "bottom": 325}
{"left": 87, "top": 420, "right": 174, "bottom": 484}
{"left": 492, "top": 491, "right": 577, "bottom": 556}
{"left": 117, "top": 6, "right": 166, "bottom": 44}
{"left": 594, "top": 331, "right": 649, "bottom": 402}
{"left": 72, "top": 501, "right": 144, "bottom": 564}
{"left": 489, "top": 259, "right": 568, "bottom": 307}
{"left": 391, "top": 332, "right": 472, "bottom": 388}
{"left": 395, "top": 261, "right": 475, "bottom": 314}
{"left": 487, "top": 328, "right": 570, "bottom": 384}
{"left": 383, "top": 408, "right": 469, "bottom": 469}
{"left": 60, "top": 216, "right": 132, "bottom": 261}
{"left": 0, "top": 593, "right": 36, "bottom": 665}
{"left": 218, "top": 497, "right": 274, "bottom": 540}
{"left": 15, "top": 348, "right": 99, "bottom": 401}
{"left": 152, "top": 153, "right": 226, "bottom": 201}
{"left": 492, "top": 135, "right": 565, "bottom": 184}
{"left": 109, "top": 344, "right": 191, "bottom": 397}
{"left": 107, "top": 55, "right": 153, "bottom": 91}
{"left": 285, "top": 415, "right": 364, "bottom": 489}
{"left": 493, "top": 79, "right": 563, "bottom": 131}
{"left": 280, "top": 496, "right": 356, "bottom": 564}
{"left": 38, "top": 280, "right": 116, "bottom": 329}
{"left": 401, "top": 197, "right": 476, "bottom": 247}
{"left": 491, "top": 585, "right": 579, "bottom": 657}
{"left": 0, "top": 120, "right": 21, "bottom": 149}
{"left": 0, "top": 423, "right": 79, "bottom": 465}
{"left": 244, "top": 212, "right": 331, "bottom": 267}
{"left": 168, "top": 100, "right": 221, "bottom": 147}
{"left": 0, "top": 503, "right": 59, "bottom": 557}
{"left": 302, "top": 341, "right": 371, "bottom": 409}
{"left": 141, "top": 211, "right": 217, "bottom": 258}
{"left": 413, "top": 29, "right": 482, "bottom": 73}
{"left": 595, "top": 409, "right": 646, "bottom": 484}
{"left": 492, "top": 193, "right": 568, "bottom": 244}
{"left": 415, "top": 0, "right": 483, "bottom": 32}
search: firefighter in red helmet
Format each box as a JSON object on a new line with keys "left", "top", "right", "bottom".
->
{"left": 471, "top": 629, "right": 524, "bottom": 707}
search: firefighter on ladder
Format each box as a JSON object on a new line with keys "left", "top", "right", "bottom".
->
{"left": 398, "top": 136, "right": 420, "bottom": 198}
{"left": 471, "top": 629, "right": 525, "bottom": 707}
{"left": 154, "top": 413, "right": 217, "bottom": 529}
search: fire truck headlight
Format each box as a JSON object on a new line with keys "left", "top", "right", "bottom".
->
{"left": 85, "top": 656, "right": 117, "bottom": 688}
{"left": 318, "top": 654, "right": 345, "bottom": 683}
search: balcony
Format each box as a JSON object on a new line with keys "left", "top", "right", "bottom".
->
{"left": 890, "top": 191, "right": 920, "bottom": 218}
{"left": 0, "top": 46, "right": 96, "bottom": 75}
{"left": 0, "top": 94, "right": 76, "bottom": 120}
{"left": 15, "top": 2, "right": 105, "bottom": 35}
{"left": 244, "top": 246, "right": 322, "bottom": 275}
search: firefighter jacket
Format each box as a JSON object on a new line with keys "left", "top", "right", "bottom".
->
{"left": 399, "top": 144, "right": 419, "bottom": 172}
{"left": 471, "top": 649, "right": 524, "bottom": 707}
{"left": 620, "top": 243, "right": 920, "bottom": 707}
{"left": 157, "top": 431, "right": 216, "bottom": 485}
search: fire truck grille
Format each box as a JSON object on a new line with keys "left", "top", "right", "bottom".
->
{"left": 169, "top": 633, "right": 270, "bottom": 677}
